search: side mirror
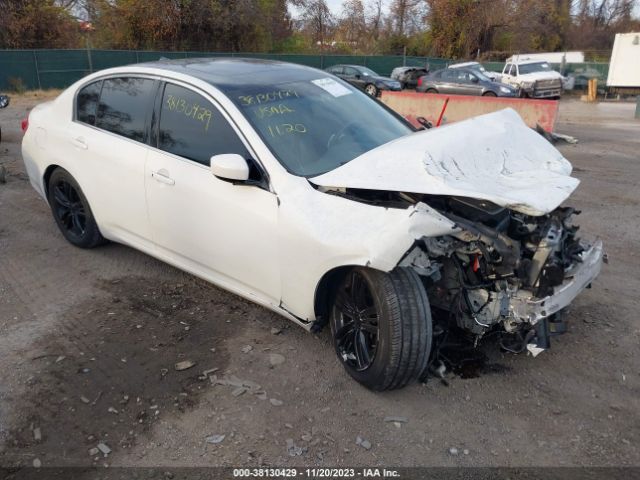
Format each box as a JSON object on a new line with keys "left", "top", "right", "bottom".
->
{"left": 0, "top": 95, "right": 9, "bottom": 109}
{"left": 470, "top": 76, "right": 479, "bottom": 83}
{"left": 210, "top": 154, "right": 249, "bottom": 182}
{"left": 354, "top": 74, "right": 361, "bottom": 79}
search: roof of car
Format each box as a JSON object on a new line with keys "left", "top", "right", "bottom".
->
{"left": 509, "top": 58, "right": 549, "bottom": 65}
{"left": 328, "top": 64, "right": 365, "bottom": 69}
{"left": 448, "top": 61, "right": 480, "bottom": 68}
{"left": 134, "top": 57, "right": 323, "bottom": 88}
{"left": 393, "top": 66, "right": 426, "bottom": 70}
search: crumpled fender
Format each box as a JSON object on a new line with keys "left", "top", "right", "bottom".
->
{"left": 277, "top": 184, "right": 458, "bottom": 322}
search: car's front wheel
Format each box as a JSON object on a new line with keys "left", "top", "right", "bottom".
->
{"left": 330, "top": 267, "right": 432, "bottom": 391}
{"left": 47, "top": 168, "right": 106, "bottom": 248}
{"left": 482, "top": 91, "right": 497, "bottom": 97}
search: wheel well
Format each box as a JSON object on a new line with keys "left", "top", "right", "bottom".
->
{"left": 313, "top": 266, "right": 354, "bottom": 322}
{"left": 43, "top": 164, "right": 61, "bottom": 197}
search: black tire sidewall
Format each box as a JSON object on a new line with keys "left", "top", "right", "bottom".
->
{"left": 47, "top": 168, "right": 103, "bottom": 248}
{"left": 329, "top": 268, "right": 392, "bottom": 388}
{"left": 329, "top": 267, "right": 431, "bottom": 391}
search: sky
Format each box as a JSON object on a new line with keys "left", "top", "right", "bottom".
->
{"left": 289, "top": 0, "right": 390, "bottom": 19}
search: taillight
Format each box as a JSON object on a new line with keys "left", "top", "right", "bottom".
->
{"left": 417, "top": 76, "right": 423, "bottom": 87}
{"left": 21, "top": 116, "right": 29, "bottom": 133}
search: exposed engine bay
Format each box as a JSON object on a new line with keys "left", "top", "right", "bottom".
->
{"left": 326, "top": 187, "right": 605, "bottom": 354}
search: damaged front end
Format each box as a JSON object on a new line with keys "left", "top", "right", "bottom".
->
{"left": 396, "top": 194, "right": 605, "bottom": 353}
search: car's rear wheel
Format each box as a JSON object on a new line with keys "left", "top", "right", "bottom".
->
{"left": 47, "top": 168, "right": 106, "bottom": 249}
{"left": 329, "top": 267, "right": 432, "bottom": 391}
{"left": 482, "top": 91, "right": 497, "bottom": 97}
{"left": 364, "top": 84, "right": 378, "bottom": 97}
{"left": 425, "top": 88, "right": 438, "bottom": 94}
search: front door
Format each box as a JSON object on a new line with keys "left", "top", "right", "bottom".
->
{"left": 145, "top": 82, "right": 281, "bottom": 305}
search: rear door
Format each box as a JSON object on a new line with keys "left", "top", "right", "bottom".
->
{"left": 68, "top": 76, "right": 156, "bottom": 249}
{"left": 144, "top": 81, "right": 280, "bottom": 305}
{"left": 438, "top": 69, "right": 458, "bottom": 93}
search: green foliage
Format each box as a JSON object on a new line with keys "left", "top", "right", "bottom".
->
{"left": 8, "top": 76, "right": 26, "bottom": 94}
{"left": 0, "top": 0, "right": 635, "bottom": 58}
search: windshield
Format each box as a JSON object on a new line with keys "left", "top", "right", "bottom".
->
{"left": 223, "top": 77, "right": 412, "bottom": 176}
{"left": 471, "top": 69, "right": 491, "bottom": 82}
{"left": 358, "top": 67, "right": 378, "bottom": 77}
{"left": 519, "top": 62, "right": 552, "bottom": 74}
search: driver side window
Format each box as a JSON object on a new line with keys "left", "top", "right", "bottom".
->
{"left": 343, "top": 67, "right": 358, "bottom": 77}
{"left": 156, "top": 83, "right": 249, "bottom": 167}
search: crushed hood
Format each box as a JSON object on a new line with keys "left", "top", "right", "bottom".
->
{"left": 310, "top": 109, "right": 579, "bottom": 216}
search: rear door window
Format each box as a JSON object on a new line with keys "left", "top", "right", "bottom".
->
{"left": 95, "top": 77, "right": 156, "bottom": 143}
{"left": 156, "top": 83, "right": 248, "bottom": 166}
{"left": 76, "top": 81, "right": 102, "bottom": 125}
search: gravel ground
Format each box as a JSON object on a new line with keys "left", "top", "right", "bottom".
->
{"left": 0, "top": 93, "right": 638, "bottom": 469}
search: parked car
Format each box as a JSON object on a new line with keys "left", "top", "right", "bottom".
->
{"left": 498, "top": 60, "right": 563, "bottom": 98}
{"left": 417, "top": 67, "right": 518, "bottom": 97}
{"left": 325, "top": 64, "right": 402, "bottom": 96}
{"left": 390, "top": 66, "right": 428, "bottom": 89}
{"left": 448, "top": 61, "right": 500, "bottom": 81}
{"left": 21, "top": 59, "right": 604, "bottom": 391}
{"left": 0, "top": 94, "right": 10, "bottom": 143}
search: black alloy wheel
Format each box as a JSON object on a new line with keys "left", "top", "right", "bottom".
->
{"left": 330, "top": 266, "right": 433, "bottom": 391}
{"left": 47, "top": 168, "right": 106, "bottom": 248}
{"left": 333, "top": 269, "right": 380, "bottom": 371}
{"left": 52, "top": 179, "right": 87, "bottom": 240}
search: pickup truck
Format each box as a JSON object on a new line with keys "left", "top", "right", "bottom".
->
{"left": 499, "top": 60, "right": 563, "bottom": 99}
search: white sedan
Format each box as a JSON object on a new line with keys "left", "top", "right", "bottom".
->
{"left": 21, "top": 59, "right": 604, "bottom": 390}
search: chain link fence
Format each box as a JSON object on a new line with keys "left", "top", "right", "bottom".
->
{"left": 0, "top": 49, "right": 609, "bottom": 91}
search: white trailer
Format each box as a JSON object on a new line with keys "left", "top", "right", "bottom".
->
{"left": 607, "top": 33, "right": 640, "bottom": 91}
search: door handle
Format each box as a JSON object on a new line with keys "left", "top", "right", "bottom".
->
{"left": 151, "top": 169, "right": 175, "bottom": 186}
{"left": 72, "top": 137, "right": 88, "bottom": 150}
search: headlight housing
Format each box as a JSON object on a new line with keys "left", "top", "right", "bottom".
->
{"left": 499, "top": 86, "right": 512, "bottom": 94}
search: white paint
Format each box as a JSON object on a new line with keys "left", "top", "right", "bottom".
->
{"left": 21, "top": 64, "right": 458, "bottom": 327}
{"left": 311, "top": 109, "right": 579, "bottom": 216}
{"left": 20, "top": 65, "right": 579, "bottom": 333}
{"left": 311, "top": 77, "right": 352, "bottom": 97}
{"left": 607, "top": 32, "right": 640, "bottom": 87}
{"left": 507, "top": 52, "right": 585, "bottom": 64}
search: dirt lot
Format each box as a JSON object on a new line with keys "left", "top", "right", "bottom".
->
{"left": 0, "top": 93, "right": 638, "bottom": 469}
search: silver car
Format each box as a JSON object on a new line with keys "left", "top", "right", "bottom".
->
{"left": 417, "top": 68, "right": 517, "bottom": 97}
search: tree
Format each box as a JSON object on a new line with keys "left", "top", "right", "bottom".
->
{"left": 297, "top": 0, "right": 334, "bottom": 48}
{"left": 337, "top": 0, "right": 367, "bottom": 45}
{"left": 0, "top": 0, "right": 81, "bottom": 48}
{"left": 388, "top": 0, "right": 424, "bottom": 36}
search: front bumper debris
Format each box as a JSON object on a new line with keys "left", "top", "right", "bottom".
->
{"left": 510, "top": 239, "right": 605, "bottom": 325}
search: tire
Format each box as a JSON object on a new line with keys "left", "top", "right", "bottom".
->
{"left": 329, "top": 267, "right": 432, "bottom": 391}
{"left": 425, "top": 88, "right": 438, "bottom": 94}
{"left": 47, "top": 167, "right": 107, "bottom": 249}
{"left": 482, "top": 91, "right": 497, "bottom": 97}
{"left": 364, "top": 84, "right": 378, "bottom": 97}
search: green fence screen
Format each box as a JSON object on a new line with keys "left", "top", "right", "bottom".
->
{"left": 0, "top": 49, "right": 609, "bottom": 91}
